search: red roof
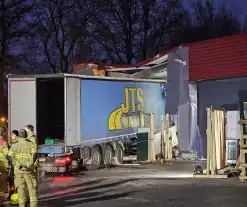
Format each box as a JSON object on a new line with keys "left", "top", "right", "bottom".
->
{"left": 72, "top": 33, "right": 247, "bottom": 79}
{"left": 189, "top": 33, "right": 247, "bottom": 81}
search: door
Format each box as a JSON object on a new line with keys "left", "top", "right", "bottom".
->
{"left": 8, "top": 78, "right": 36, "bottom": 139}
{"left": 65, "top": 77, "right": 81, "bottom": 146}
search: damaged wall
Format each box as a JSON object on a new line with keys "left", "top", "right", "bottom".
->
{"left": 198, "top": 77, "right": 247, "bottom": 157}
{"left": 166, "top": 47, "right": 193, "bottom": 152}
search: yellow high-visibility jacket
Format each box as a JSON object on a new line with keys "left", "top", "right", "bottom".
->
{"left": 8, "top": 138, "right": 37, "bottom": 174}
{"left": 0, "top": 138, "right": 9, "bottom": 171}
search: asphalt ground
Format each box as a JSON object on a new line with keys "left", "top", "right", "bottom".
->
{"left": 34, "top": 161, "right": 247, "bottom": 207}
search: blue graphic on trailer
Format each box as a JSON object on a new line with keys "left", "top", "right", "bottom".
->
{"left": 81, "top": 79, "right": 166, "bottom": 142}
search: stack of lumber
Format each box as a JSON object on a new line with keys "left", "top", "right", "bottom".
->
{"left": 150, "top": 113, "right": 173, "bottom": 163}
{"left": 194, "top": 108, "right": 228, "bottom": 178}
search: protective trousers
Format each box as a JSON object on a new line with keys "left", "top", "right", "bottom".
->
{"left": 14, "top": 173, "right": 38, "bottom": 207}
{"left": 0, "top": 171, "right": 7, "bottom": 205}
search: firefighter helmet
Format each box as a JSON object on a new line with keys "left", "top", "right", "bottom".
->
{"left": 10, "top": 193, "right": 18, "bottom": 205}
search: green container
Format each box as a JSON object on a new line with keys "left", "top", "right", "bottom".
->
{"left": 136, "top": 132, "right": 149, "bottom": 161}
{"left": 45, "top": 138, "right": 59, "bottom": 145}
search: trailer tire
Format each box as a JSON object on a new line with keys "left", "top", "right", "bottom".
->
{"left": 115, "top": 143, "right": 124, "bottom": 165}
{"left": 103, "top": 145, "right": 113, "bottom": 167}
{"left": 91, "top": 146, "right": 102, "bottom": 170}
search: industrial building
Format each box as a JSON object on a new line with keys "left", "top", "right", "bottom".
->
{"left": 73, "top": 33, "right": 247, "bottom": 158}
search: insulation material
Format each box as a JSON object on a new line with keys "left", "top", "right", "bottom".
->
{"left": 154, "top": 128, "right": 178, "bottom": 156}
{"left": 72, "top": 63, "right": 106, "bottom": 76}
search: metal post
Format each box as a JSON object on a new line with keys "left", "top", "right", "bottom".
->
{"left": 161, "top": 114, "right": 165, "bottom": 158}
{"left": 150, "top": 113, "right": 156, "bottom": 162}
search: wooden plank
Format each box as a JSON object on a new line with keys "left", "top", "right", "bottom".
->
{"left": 211, "top": 109, "right": 217, "bottom": 175}
{"left": 239, "top": 120, "right": 247, "bottom": 124}
{"left": 235, "top": 156, "right": 240, "bottom": 169}
{"left": 220, "top": 111, "right": 226, "bottom": 168}
{"left": 193, "top": 174, "right": 228, "bottom": 179}
{"left": 239, "top": 120, "right": 247, "bottom": 179}
{"left": 217, "top": 110, "right": 226, "bottom": 169}
{"left": 160, "top": 114, "right": 165, "bottom": 158}
{"left": 206, "top": 108, "right": 211, "bottom": 176}
{"left": 165, "top": 113, "right": 170, "bottom": 161}
{"left": 150, "top": 113, "right": 156, "bottom": 162}
{"left": 209, "top": 108, "right": 213, "bottom": 175}
{"left": 220, "top": 111, "right": 227, "bottom": 168}
{"left": 218, "top": 110, "right": 223, "bottom": 168}
{"left": 215, "top": 110, "right": 220, "bottom": 170}
{"left": 166, "top": 113, "right": 172, "bottom": 160}
{"left": 218, "top": 110, "right": 221, "bottom": 167}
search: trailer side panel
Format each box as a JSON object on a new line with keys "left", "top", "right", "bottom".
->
{"left": 80, "top": 79, "right": 166, "bottom": 144}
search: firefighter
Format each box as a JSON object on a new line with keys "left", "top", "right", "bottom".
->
{"left": 8, "top": 130, "right": 19, "bottom": 201}
{"left": 25, "top": 125, "right": 37, "bottom": 146}
{"left": 0, "top": 130, "right": 8, "bottom": 206}
{"left": 24, "top": 124, "right": 39, "bottom": 187}
{"left": 11, "top": 130, "right": 19, "bottom": 144}
{"left": 8, "top": 129, "right": 38, "bottom": 207}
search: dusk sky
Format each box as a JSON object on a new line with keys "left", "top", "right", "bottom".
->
{"left": 182, "top": 0, "right": 247, "bottom": 22}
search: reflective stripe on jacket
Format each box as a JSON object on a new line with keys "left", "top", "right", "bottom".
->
{"left": 8, "top": 138, "right": 37, "bottom": 174}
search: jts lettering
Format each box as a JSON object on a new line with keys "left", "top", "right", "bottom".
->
{"left": 108, "top": 87, "right": 146, "bottom": 130}
{"left": 121, "top": 88, "right": 144, "bottom": 113}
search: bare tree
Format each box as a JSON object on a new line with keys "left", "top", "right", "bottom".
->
{"left": 82, "top": 0, "right": 184, "bottom": 64}
{"left": 0, "top": 0, "right": 33, "bottom": 115}
{"left": 243, "top": 18, "right": 247, "bottom": 33}
{"left": 137, "top": 0, "right": 185, "bottom": 59}
{"left": 82, "top": 0, "right": 140, "bottom": 64}
{"left": 32, "top": 0, "right": 89, "bottom": 73}
{"left": 169, "top": 0, "right": 241, "bottom": 47}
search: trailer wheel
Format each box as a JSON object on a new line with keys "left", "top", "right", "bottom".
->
{"left": 104, "top": 145, "right": 113, "bottom": 167}
{"left": 91, "top": 146, "right": 102, "bottom": 170}
{"left": 115, "top": 144, "right": 124, "bottom": 164}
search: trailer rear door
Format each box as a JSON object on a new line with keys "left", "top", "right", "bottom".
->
{"left": 65, "top": 77, "right": 81, "bottom": 146}
{"left": 8, "top": 79, "right": 36, "bottom": 139}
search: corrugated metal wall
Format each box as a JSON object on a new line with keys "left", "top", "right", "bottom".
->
{"left": 189, "top": 33, "right": 247, "bottom": 81}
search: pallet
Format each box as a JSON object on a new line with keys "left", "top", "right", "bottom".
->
{"left": 193, "top": 167, "right": 240, "bottom": 179}
{"left": 217, "top": 166, "right": 231, "bottom": 175}
{"left": 193, "top": 174, "right": 228, "bottom": 179}
{"left": 239, "top": 176, "right": 247, "bottom": 182}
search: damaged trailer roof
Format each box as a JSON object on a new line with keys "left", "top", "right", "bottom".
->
{"left": 6, "top": 73, "right": 166, "bottom": 83}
